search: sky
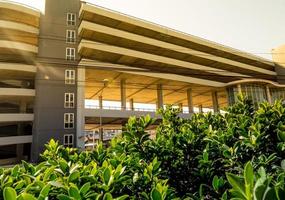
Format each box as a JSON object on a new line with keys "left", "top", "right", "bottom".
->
{"left": 7, "top": 0, "right": 285, "bottom": 60}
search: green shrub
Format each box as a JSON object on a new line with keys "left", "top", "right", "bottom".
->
{"left": 1, "top": 95, "right": 285, "bottom": 199}
{"left": 111, "top": 96, "right": 285, "bottom": 199}
{"left": 226, "top": 161, "right": 285, "bottom": 200}
{"left": 0, "top": 139, "right": 173, "bottom": 200}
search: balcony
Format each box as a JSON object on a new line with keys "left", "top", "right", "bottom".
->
{"left": 0, "top": 113, "right": 34, "bottom": 123}
{"left": 0, "top": 1, "right": 40, "bottom": 28}
{"left": 0, "top": 88, "right": 35, "bottom": 97}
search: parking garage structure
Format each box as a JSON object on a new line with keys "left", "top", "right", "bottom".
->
{"left": 0, "top": 1, "right": 40, "bottom": 165}
{"left": 76, "top": 2, "right": 282, "bottom": 148}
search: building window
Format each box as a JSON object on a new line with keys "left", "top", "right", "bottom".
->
{"left": 241, "top": 84, "right": 267, "bottom": 106}
{"left": 66, "top": 30, "right": 76, "bottom": 43}
{"left": 64, "top": 134, "right": 74, "bottom": 147}
{"left": 66, "top": 48, "right": 75, "bottom": 60}
{"left": 65, "top": 93, "right": 75, "bottom": 108}
{"left": 64, "top": 113, "right": 74, "bottom": 129}
{"left": 65, "top": 69, "right": 75, "bottom": 84}
{"left": 67, "top": 13, "right": 76, "bottom": 26}
{"left": 271, "top": 88, "right": 285, "bottom": 102}
{"left": 227, "top": 84, "right": 267, "bottom": 107}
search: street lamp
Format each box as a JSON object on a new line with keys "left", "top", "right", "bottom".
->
{"left": 99, "top": 79, "right": 109, "bottom": 143}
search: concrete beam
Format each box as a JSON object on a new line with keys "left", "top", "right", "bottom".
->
{"left": 0, "top": 40, "right": 38, "bottom": 53}
{"left": 80, "top": 4, "right": 273, "bottom": 67}
{"left": 79, "top": 21, "right": 275, "bottom": 76}
{"left": 0, "top": 88, "right": 35, "bottom": 97}
{"left": 0, "top": 135, "right": 32, "bottom": 146}
{"left": 0, "top": 20, "right": 39, "bottom": 34}
{"left": 0, "top": 114, "right": 33, "bottom": 122}
{"left": 76, "top": 67, "right": 86, "bottom": 149}
{"left": 79, "top": 40, "right": 248, "bottom": 78}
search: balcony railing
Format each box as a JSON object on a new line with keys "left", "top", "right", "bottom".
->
{"left": 85, "top": 105, "right": 157, "bottom": 112}
{"left": 85, "top": 105, "right": 192, "bottom": 114}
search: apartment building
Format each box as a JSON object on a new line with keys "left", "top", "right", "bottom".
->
{"left": 0, "top": 0, "right": 284, "bottom": 164}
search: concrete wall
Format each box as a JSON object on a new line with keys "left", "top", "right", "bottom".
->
{"left": 272, "top": 45, "right": 285, "bottom": 84}
{"left": 32, "top": 0, "right": 80, "bottom": 161}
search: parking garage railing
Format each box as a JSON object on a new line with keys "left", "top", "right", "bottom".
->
{"left": 85, "top": 105, "right": 157, "bottom": 112}
{"left": 85, "top": 105, "right": 191, "bottom": 114}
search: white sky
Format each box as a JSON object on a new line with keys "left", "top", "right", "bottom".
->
{"left": 8, "top": 0, "right": 285, "bottom": 60}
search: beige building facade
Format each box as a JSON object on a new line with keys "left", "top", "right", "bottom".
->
{"left": 0, "top": 0, "right": 284, "bottom": 163}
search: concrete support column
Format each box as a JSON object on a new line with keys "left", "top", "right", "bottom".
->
{"left": 99, "top": 110, "right": 104, "bottom": 142}
{"left": 265, "top": 85, "right": 272, "bottom": 104}
{"left": 157, "top": 84, "right": 163, "bottom": 109}
{"left": 99, "top": 96, "right": 103, "bottom": 109}
{"left": 178, "top": 103, "right": 183, "bottom": 112}
{"left": 120, "top": 79, "right": 126, "bottom": 110}
{"left": 130, "top": 98, "right": 134, "bottom": 111}
{"left": 237, "top": 84, "right": 242, "bottom": 94}
{"left": 99, "top": 128, "right": 104, "bottom": 142}
{"left": 212, "top": 91, "right": 219, "bottom": 113}
{"left": 199, "top": 105, "right": 203, "bottom": 113}
{"left": 187, "top": 88, "right": 194, "bottom": 113}
{"left": 76, "top": 67, "right": 85, "bottom": 150}
{"left": 17, "top": 100, "right": 27, "bottom": 161}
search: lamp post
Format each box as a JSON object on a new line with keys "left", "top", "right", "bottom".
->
{"left": 99, "top": 79, "right": 109, "bottom": 143}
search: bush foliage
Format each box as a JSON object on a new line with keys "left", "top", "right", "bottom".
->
{"left": 1, "top": 96, "right": 285, "bottom": 199}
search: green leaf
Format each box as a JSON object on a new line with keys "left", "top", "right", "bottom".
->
{"left": 277, "top": 188, "right": 285, "bottom": 200}
{"left": 244, "top": 162, "right": 254, "bottom": 199}
{"left": 103, "top": 167, "right": 111, "bottom": 185}
{"left": 244, "top": 162, "right": 254, "bottom": 187}
{"left": 3, "top": 187, "right": 17, "bottom": 200}
{"left": 254, "top": 184, "right": 268, "bottom": 200}
{"left": 221, "top": 191, "right": 228, "bottom": 200}
{"left": 14, "top": 180, "right": 25, "bottom": 190}
{"left": 38, "top": 184, "right": 51, "bottom": 200}
{"left": 212, "top": 176, "right": 219, "bottom": 191}
{"left": 43, "top": 166, "right": 56, "bottom": 181}
{"left": 103, "top": 193, "right": 113, "bottom": 200}
{"left": 68, "top": 171, "right": 80, "bottom": 182}
{"left": 69, "top": 186, "right": 81, "bottom": 200}
{"left": 49, "top": 181, "right": 64, "bottom": 188}
{"left": 226, "top": 173, "right": 247, "bottom": 199}
{"left": 151, "top": 188, "right": 162, "bottom": 200}
{"left": 277, "top": 131, "right": 285, "bottom": 142}
{"left": 114, "top": 194, "right": 129, "bottom": 200}
{"left": 11, "top": 165, "right": 19, "bottom": 177}
{"left": 19, "top": 193, "right": 37, "bottom": 200}
{"left": 57, "top": 194, "right": 74, "bottom": 200}
{"left": 264, "top": 187, "right": 278, "bottom": 200}
{"left": 281, "top": 160, "right": 285, "bottom": 172}
{"left": 59, "top": 160, "right": 69, "bottom": 173}
{"left": 80, "top": 182, "right": 91, "bottom": 195}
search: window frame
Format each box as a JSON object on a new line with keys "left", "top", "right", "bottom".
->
{"left": 64, "top": 113, "right": 74, "bottom": 129}
{"left": 64, "top": 93, "right": 75, "bottom": 108}
{"left": 63, "top": 134, "right": 74, "bottom": 147}
{"left": 66, "top": 47, "right": 76, "bottom": 61}
{"left": 65, "top": 69, "right": 75, "bottom": 84}
{"left": 66, "top": 30, "right": 76, "bottom": 44}
{"left": 67, "top": 13, "right": 76, "bottom": 26}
